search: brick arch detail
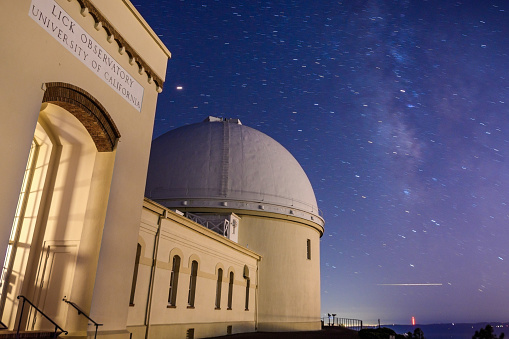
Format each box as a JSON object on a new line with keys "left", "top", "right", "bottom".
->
{"left": 43, "top": 82, "right": 121, "bottom": 152}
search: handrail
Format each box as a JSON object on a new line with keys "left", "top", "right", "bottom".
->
{"left": 16, "top": 295, "right": 67, "bottom": 338}
{"left": 0, "top": 320, "right": 7, "bottom": 330}
{"left": 62, "top": 298, "right": 102, "bottom": 339}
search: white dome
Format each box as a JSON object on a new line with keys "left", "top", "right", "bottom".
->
{"left": 145, "top": 117, "right": 323, "bottom": 227}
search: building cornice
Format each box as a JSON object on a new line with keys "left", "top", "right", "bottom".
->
{"left": 71, "top": 0, "right": 170, "bottom": 92}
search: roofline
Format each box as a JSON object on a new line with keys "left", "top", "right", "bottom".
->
{"left": 122, "top": 0, "right": 172, "bottom": 58}
{"left": 150, "top": 197, "right": 324, "bottom": 230}
{"left": 143, "top": 198, "right": 262, "bottom": 259}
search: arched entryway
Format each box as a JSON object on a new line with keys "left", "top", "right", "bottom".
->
{"left": 0, "top": 83, "right": 120, "bottom": 333}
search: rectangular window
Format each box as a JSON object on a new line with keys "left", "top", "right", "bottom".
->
{"left": 227, "top": 272, "right": 234, "bottom": 309}
{"left": 129, "top": 243, "right": 142, "bottom": 306}
{"left": 168, "top": 256, "right": 181, "bottom": 306}
{"left": 0, "top": 139, "right": 39, "bottom": 312}
{"left": 307, "top": 239, "right": 311, "bottom": 260}
{"left": 188, "top": 261, "right": 198, "bottom": 307}
{"left": 244, "top": 278, "right": 250, "bottom": 311}
{"left": 215, "top": 268, "right": 223, "bottom": 309}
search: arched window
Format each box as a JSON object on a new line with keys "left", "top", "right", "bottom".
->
{"left": 129, "top": 243, "right": 142, "bottom": 306}
{"left": 187, "top": 260, "right": 198, "bottom": 308}
{"left": 227, "top": 272, "right": 234, "bottom": 310}
{"left": 168, "top": 255, "right": 181, "bottom": 307}
{"left": 215, "top": 268, "right": 223, "bottom": 309}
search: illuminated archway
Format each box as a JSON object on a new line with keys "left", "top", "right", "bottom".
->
{"left": 0, "top": 83, "right": 120, "bottom": 332}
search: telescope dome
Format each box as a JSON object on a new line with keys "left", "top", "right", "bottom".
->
{"left": 145, "top": 116, "right": 323, "bottom": 228}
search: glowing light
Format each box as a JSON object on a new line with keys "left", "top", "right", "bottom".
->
{"left": 412, "top": 316, "right": 416, "bottom": 326}
{"left": 176, "top": 86, "right": 183, "bottom": 90}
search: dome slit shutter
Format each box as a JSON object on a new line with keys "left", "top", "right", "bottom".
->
{"left": 220, "top": 121, "right": 230, "bottom": 197}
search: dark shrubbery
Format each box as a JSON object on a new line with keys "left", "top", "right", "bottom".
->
{"left": 359, "top": 327, "right": 424, "bottom": 339}
{"left": 473, "top": 325, "right": 505, "bottom": 339}
{"left": 359, "top": 327, "right": 402, "bottom": 339}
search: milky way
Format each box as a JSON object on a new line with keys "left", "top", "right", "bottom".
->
{"left": 131, "top": 0, "right": 509, "bottom": 324}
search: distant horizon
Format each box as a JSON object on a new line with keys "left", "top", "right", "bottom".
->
{"left": 323, "top": 315, "right": 509, "bottom": 327}
{"left": 382, "top": 321, "right": 509, "bottom": 326}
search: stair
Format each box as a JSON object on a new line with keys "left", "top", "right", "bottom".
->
{"left": 0, "top": 331, "right": 63, "bottom": 338}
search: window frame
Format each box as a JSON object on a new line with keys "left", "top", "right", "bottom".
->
{"left": 244, "top": 277, "right": 250, "bottom": 311}
{"left": 168, "top": 255, "right": 181, "bottom": 307}
{"left": 187, "top": 260, "right": 198, "bottom": 308}
{"left": 129, "top": 243, "right": 142, "bottom": 306}
{"left": 227, "top": 271, "right": 234, "bottom": 310}
{"left": 215, "top": 268, "right": 223, "bottom": 309}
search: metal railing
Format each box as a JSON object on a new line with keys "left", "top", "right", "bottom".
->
{"left": 185, "top": 212, "right": 230, "bottom": 236}
{"left": 17, "top": 295, "right": 67, "bottom": 338}
{"left": 338, "top": 317, "right": 363, "bottom": 331}
{"left": 62, "top": 298, "right": 102, "bottom": 339}
{"left": 322, "top": 315, "right": 363, "bottom": 331}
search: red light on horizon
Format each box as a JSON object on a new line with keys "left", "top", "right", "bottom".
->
{"left": 412, "top": 316, "right": 416, "bottom": 326}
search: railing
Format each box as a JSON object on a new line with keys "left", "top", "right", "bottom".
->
{"left": 338, "top": 317, "right": 363, "bottom": 331}
{"left": 0, "top": 320, "right": 7, "bottom": 330}
{"left": 185, "top": 212, "right": 230, "bottom": 236}
{"left": 322, "top": 315, "right": 363, "bottom": 331}
{"left": 17, "top": 295, "right": 67, "bottom": 338}
{"left": 62, "top": 298, "right": 102, "bottom": 339}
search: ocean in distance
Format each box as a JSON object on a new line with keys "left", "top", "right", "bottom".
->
{"left": 384, "top": 323, "right": 507, "bottom": 339}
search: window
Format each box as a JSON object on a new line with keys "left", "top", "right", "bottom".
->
{"left": 215, "top": 268, "right": 223, "bottom": 309}
{"left": 129, "top": 243, "right": 142, "bottom": 306}
{"left": 187, "top": 260, "right": 198, "bottom": 308}
{"left": 244, "top": 278, "right": 250, "bottom": 311}
{"left": 168, "top": 255, "right": 181, "bottom": 306}
{"left": 0, "top": 139, "right": 39, "bottom": 313}
{"left": 307, "top": 239, "right": 311, "bottom": 260}
{"left": 227, "top": 272, "right": 234, "bottom": 310}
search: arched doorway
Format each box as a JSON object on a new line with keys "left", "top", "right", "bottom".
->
{"left": 0, "top": 83, "right": 120, "bottom": 332}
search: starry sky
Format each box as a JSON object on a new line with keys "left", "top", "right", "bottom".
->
{"left": 130, "top": 0, "right": 509, "bottom": 325}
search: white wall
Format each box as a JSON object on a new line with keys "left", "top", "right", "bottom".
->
{"left": 127, "top": 201, "right": 260, "bottom": 339}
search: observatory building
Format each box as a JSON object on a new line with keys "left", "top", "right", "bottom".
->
{"left": 0, "top": 1, "right": 323, "bottom": 339}
{"left": 133, "top": 117, "right": 325, "bottom": 337}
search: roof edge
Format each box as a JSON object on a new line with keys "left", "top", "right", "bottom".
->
{"left": 151, "top": 197, "right": 325, "bottom": 230}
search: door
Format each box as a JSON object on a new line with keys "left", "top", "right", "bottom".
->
{"left": 29, "top": 241, "right": 77, "bottom": 331}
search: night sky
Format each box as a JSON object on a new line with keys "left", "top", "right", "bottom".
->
{"left": 130, "top": 0, "right": 509, "bottom": 325}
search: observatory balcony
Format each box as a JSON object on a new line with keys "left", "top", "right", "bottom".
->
{"left": 184, "top": 212, "right": 239, "bottom": 242}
